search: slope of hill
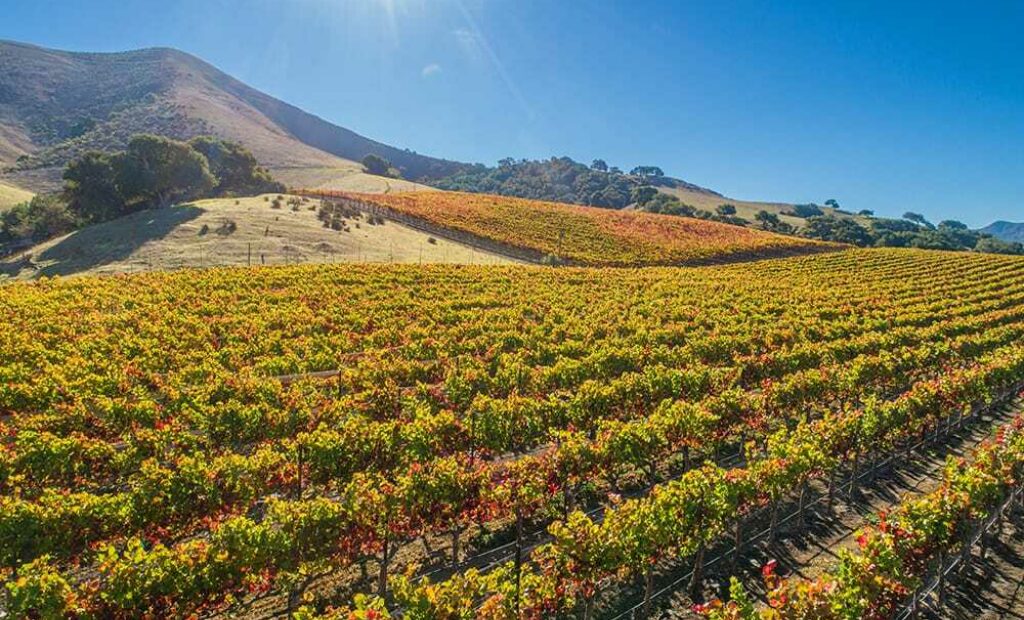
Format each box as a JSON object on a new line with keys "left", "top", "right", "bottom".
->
{"left": 0, "top": 40, "right": 852, "bottom": 221}
{"left": 0, "top": 194, "right": 514, "bottom": 280}
{"left": 434, "top": 156, "right": 720, "bottom": 209}
{"left": 308, "top": 190, "right": 846, "bottom": 267}
{"left": 657, "top": 184, "right": 817, "bottom": 227}
{"left": 0, "top": 180, "right": 33, "bottom": 211}
{"left": 980, "top": 221, "right": 1024, "bottom": 244}
{"left": 430, "top": 156, "right": 849, "bottom": 229}
{"left": 0, "top": 40, "right": 467, "bottom": 192}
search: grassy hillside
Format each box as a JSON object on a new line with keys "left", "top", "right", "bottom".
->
{"left": 0, "top": 40, "right": 467, "bottom": 192}
{"left": 656, "top": 185, "right": 863, "bottom": 228}
{"left": 309, "top": 190, "right": 845, "bottom": 266}
{"left": 0, "top": 180, "right": 34, "bottom": 211}
{"left": 0, "top": 194, "right": 514, "bottom": 280}
{"left": 272, "top": 166, "right": 435, "bottom": 194}
{"left": 656, "top": 185, "right": 806, "bottom": 226}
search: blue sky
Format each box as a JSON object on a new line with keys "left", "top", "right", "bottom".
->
{"left": 3, "top": 0, "right": 1022, "bottom": 226}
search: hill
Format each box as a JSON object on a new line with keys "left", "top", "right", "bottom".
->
{"left": 0, "top": 179, "right": 33, "bottom": 211}
{"left": 0, "top": 194, "right": 514, "bottom": 280}
{"left": 980, "top": 221, "right": 1024, "bottom": 244}
{"left": 307, "top": 189, "right": 845, "bottom": 266}
{"left": 0, "top": 40, "right": 468, "bottom": 192}
{"left": 434, "top": 157, "right": 720, "bottom": 209}
{"left": 431, "top": 156, "right": 856, "bottom": 229}
{"left": 654, "top": 184, "right": 851, "bottom": 228}
{"left": 0, "top": 40, "right": 870, "bottom": 224}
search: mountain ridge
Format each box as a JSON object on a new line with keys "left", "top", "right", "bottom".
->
{"left": 980, "top": 221, "right": 1024, "bottom": 244}
{"left": 0, "top": 39, "right": 467, "bottom": 191}
{"left": 0, "top": 40, "right": 731, "bottom": 203}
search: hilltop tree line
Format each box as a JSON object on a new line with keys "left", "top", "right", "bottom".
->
{"left": 1, "top": 135, "right": 284, "bottom": 249}
{"left": 431, "top": 155, "right": 1019, "bottom": 256}
{"left": 799, "top": 209, "right": 1022, "bottom": 254}
{"left": 637, "top": 191, "right": 1022, "bottom": 255}
{"left": 434, "top": 156, "right": 672, "bottom": 209}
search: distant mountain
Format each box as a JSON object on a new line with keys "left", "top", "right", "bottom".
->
{"left": 980, "top": 221, "right": 1024, "bottom": 244}
{"left": 0, "top": 40, "right": 468, "bottom": 191}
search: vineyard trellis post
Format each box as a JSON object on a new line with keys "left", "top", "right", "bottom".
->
{"left": 378, "top": 509, "right": 392, "bottom": 597}
{"left": 827, "top": 466, "right": 837, "bottom": 510}
{"left": 937, "top": 549, "right": 946, "bottom": 605}
{"left": 514, "top": 505, "right": 524, "bottom": 618}
{"left": 688, "top": 540, "right": 706, "bottom": 603}
{"left": 729, "top": 516, "right": 744, "bottom": 575}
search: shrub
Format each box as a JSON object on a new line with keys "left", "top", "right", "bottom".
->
{"left": 216, "top": 220, "right": 237, "bottom": 236}
{"left": 0, "top": 195, "right": 79, "bottom": 245}
{"left": 786, "top": 204, "right": 824, "bottom": 218}
{"left": 362, "top": 154, "right": 392, "bottom": 177}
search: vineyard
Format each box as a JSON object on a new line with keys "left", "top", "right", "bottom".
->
{"left": 3, "top": 248, "right": 1024, "bottom": 618}
{"left": 299, "top": 190, "right": 843, "bottom": 267}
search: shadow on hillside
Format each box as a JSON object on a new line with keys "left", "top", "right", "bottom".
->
{"left": 28, "top": 205, "right": 203, "bottom": 277}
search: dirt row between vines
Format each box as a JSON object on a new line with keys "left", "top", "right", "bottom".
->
{"left": 214, "top": 394, "right": 1024, "bottom": 620}
{"left": 926, "top": 517, "right": 1024, "bottom": 619}
{"left": 648, "top": 399, "right": 1024, "bottom": 620}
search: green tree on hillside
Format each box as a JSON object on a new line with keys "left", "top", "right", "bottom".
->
{"left": 592, "top": 186, "right": 629, "bottom": 208}
{"left": 630, "top": 185, "right": 658, "bottom": 206}
{"left": 975, "top": 236, "right": 1024, "bottom": 254}
{"left": 643, "top": 193, "right": 696, "bottom": 217}
{"left": 755, "top": 210, "right": 795, "bottom": 234}
{"left": 903, "top": 211, "right": 934, "bottom": 229}
{"left": 0, "top": 195, "right": 78, "bottom": 244}
{"left": 189, "top": 136, "right": 284, "bottom": 196}
{"left": 787, "top": 204, "right": 824, "bottom": 218}
{"left": 630, "top": 166, "right": 664, "bottom": 178}
{"left": 803, "top": 216, "right": 873, "bottom": 246}
{"left": 63, "top": 151, "right": 126, "bottom": 222}
{"left": 3, "top": 135, "right": 287, "bottom": 249}
{"left": 716, "top": 204, "right": 737, "bottom": 216}
{"left": 362, "top": 154, "right": 393, "bottom": 176}
{"left": 117, "top": 135, "right": 215, "bottom": 208}
{"left": 591, "top": 159, "right": 609, "bottom": 172}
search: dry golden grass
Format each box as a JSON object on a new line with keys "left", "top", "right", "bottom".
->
{"left": 0, "top": 180, "right": 34, "bottom": 212}
{"left": 658, "top": 186, "right": 867, "bottom": 228}
{"left": 0, "top": 194, "right": 516, "bottom": 281}
{"left": 657, "top": 186, "right": 808, "bottom": 227}
{"left": 271, "top": 166, "right": 434, "bottom": 193}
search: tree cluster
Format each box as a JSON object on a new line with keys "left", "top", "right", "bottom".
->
{"left": 637, "top": 192, "right": 749, "bottom": 227}
{"left": 434, "top": 156, "right": 666, "bottom": 209}
{"left": 1, "top": 135, "right": 284, "bottom": 250}
{"left": 643, "top": 193, "right": 1021, "bottom": 256}
{"left": 63, "top": 135, "right": 284, "bottom": 223}
{"left": 0, "top": 195, "right": 80, "bottom": 247}
{"left": 361, "top": 154, "right": 401, "bottom": 178}
{"left": 802, "top": 214, "right": 1022, "bottom": 254}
